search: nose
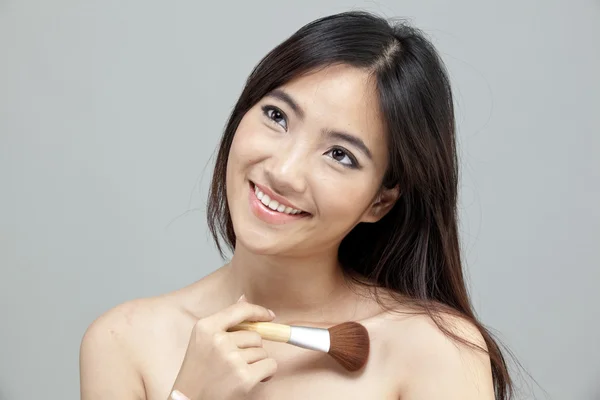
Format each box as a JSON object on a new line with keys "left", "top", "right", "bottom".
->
{"left": 264, "top": 141, "right": 308, "bottom": 196}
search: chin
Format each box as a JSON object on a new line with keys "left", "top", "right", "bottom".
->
{"left": 228, "top": 180, "right": 311, "bottom": 256}
{"left": 231, "top": 210, "right": 308, "bottom": 256}
{"left": 234, "top": 227, "right": 293, "bottom": 256}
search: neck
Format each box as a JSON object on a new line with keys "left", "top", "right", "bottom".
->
{"left": 222, "top": 244, "right": 364, "bottom": 324}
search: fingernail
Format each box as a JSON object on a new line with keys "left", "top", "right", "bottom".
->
{"left": 268, "top": 309, "right": 276, "bottom": 318}
{"left": 170, "top": 390, "right": 191, "bottom": 400}
{"left": 237, "top": 294, "right": 246, "bottom": 302}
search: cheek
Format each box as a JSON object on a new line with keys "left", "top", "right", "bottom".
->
{"left": 313, "top": 177, "right": 376, "bottom": 222}
{"left": 229, "top": 120, "right": 268, "bottom": 168}
{"left": 226, "top": 130, "right": 252, "bottom": 197}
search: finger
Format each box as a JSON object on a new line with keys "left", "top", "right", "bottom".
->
{"left": 208, "top": 302, "right": 275, "bottom": 331}
{"left": 229, "top": 330, "right": 262, "bottom": 349}
{"left": 249, "top": 358, "right": 278, "bottom": 384}
{"left": 238, "top": 347, "right": 268, "bottom": 364}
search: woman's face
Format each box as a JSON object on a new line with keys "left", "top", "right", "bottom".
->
{"left": 226, "top": 64, "right": 398, "bottom": 256}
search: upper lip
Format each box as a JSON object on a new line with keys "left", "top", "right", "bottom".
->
{"left": 252, "top": 182, "right": 306, "bottom": 212}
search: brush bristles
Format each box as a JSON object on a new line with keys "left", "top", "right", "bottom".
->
{"left": 327, "top": 321, "right": 370, "bottom": 372}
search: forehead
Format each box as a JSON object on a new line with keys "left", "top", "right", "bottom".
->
{"left": 276, "top": 64, "right": 388, "bottom": 158}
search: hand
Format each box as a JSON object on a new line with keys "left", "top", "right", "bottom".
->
{"left": 169, "top": 295, "right": 277, "bottom": 400}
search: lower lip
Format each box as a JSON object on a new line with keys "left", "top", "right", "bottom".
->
{"left": 248, "top": 183, "right": 308, "bottom": 225}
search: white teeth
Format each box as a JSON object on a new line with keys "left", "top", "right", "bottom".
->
{"left": 253, "top": 185, "right": 303, "bottom": 215}
{"left": 261, "top": 194, "right": 271, "bottom": 206}
{"left": 254, "top": 185, "right": 263, "bottom": 200}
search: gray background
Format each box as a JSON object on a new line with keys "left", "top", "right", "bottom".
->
{"left": 1, "top": 0, "right": 599, "bottom": 399}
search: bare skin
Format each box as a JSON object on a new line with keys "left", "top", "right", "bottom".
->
{"left": 80, "top": 265, "right": 494, "bottom": 400}
{"left": 80, "top": 64, "right": 495, "bottom": 399}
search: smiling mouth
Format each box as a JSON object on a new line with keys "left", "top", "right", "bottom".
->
{"left": 250, "top": 182, "right": 309, "bottom": 216}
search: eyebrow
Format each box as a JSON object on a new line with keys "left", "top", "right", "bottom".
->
{"left": 266, "top": 89, "right": 305, "bottom": 119}
{"left": 326, "top": 130, "right": 373, "bottom": 160}
{"left": 265, "top": 89, "right": 373, "bottom": 160}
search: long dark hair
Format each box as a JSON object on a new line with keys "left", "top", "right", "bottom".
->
{"left": 207, "top": 11, "right": 512, "bottom": 399}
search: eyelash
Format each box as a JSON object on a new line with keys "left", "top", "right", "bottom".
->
{"left": 260, "top": 104, "right": 360, "bottom": 169}
{"left": 261, "top": 105, "right": 288, "bottom": 130}
{"left": 326, "top": 147, "right": 359, "bottom": 169}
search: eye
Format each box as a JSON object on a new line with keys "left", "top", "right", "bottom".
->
{"left": 261, "top": 105, "right": 288, "bottom": 131}
{"left": 326, "top": 147, "right": 359, "bottom": 168}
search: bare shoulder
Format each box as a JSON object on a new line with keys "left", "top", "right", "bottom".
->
{"left": 80, "top": 268, "right": 228, "bottom": 397}
{"left": 80, "top": 267, "right": 229, "bottom": 399}
{"left": 79, "top": 294, "right": 184, "bottom": 399}
{"left": 378, "top": 304, "right": 495, "bottom": 400}
{"left": 81, "top": 293, "right": 182, "bottom": 354}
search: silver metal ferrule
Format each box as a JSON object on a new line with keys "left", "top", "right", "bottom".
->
{"left": 288, "top": 326, "right": 331, "bottom": 353}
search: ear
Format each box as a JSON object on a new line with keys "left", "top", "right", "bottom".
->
{"left": 360, "top": 185, "right": 400, "bottom": 223}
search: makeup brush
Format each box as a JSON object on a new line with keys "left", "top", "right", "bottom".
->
{"left": 229, "top": 321, "right": 370, "bottom": 372}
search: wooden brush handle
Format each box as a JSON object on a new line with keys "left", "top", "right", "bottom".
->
{"left": 229, "top": 322, "right": 292, "bottom": 343}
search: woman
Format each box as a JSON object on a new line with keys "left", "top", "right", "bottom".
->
{"left": 80, "top": 11, "right": 512, "bottom": 400}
